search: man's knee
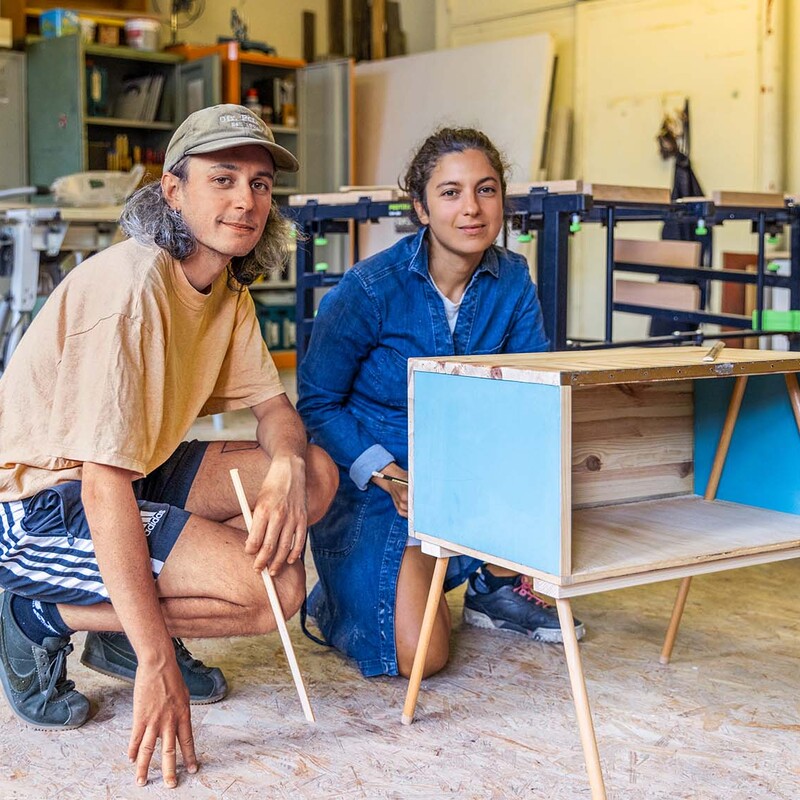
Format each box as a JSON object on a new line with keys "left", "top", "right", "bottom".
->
{"left": 246, "top": 560, "right": 306, "bottom": 633}
{"left": 306, "top": 444, "right": 338, "bottom": 525}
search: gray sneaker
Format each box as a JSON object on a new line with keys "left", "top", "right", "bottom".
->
{"left": 81, "top": 631, "right": 228, "bottom": 704}
{"left": 463, "top": 571, "right": 585, "bottom": 644}
{"left": 0, "top": 592, "right": 90, "bottom": 729}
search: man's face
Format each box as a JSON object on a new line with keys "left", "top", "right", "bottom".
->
{"left": 167, "top": 144, "right": 275, "bottom": 265}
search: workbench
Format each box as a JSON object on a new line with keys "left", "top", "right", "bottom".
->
{"left": 0, "top": 201, "right": 122, "bottom": 371}
{"left": 402, "top": 346, "right": 800, "bottom": 799}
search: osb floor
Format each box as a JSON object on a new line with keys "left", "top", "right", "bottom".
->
{"left": 3, "top": 387, "right": 800, "bottom": 799}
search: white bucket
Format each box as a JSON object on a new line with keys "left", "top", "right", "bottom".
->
{"left": 125, "top": 18, "right": 160, "bottom": 51}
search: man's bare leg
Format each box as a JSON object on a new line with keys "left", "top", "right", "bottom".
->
{"left": 59, "top": 441, "right": 338, "bottom": 637}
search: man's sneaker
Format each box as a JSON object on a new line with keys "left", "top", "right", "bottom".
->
{"left": 463, "top": 571, "right": 585, "bottom": 644}
{"left": 0, "top": 592, "right": 90, "bottom": 729}
{"left": 81, "top": 632, "right": 228, "bottom": 705}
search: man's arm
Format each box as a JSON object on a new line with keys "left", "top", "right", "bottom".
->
{"left": 81, "top": 462, "right": 197, "bottom": 788}
{"left": 247, "top": 393, "right": 309, "bottom": 576}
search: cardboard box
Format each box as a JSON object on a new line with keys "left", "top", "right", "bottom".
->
{"left": 96, "top": 23, "right": 120, "bottom": 46}
{"left": 40, "top": 8, "right": 80, "bottom": 38}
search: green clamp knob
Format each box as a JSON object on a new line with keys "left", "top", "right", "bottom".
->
{"left": 767, "top": 261, "right": 780, "bottom": 273}
{"left": 314, "top": 236, "right": 328, "bottom": 246}
{"left": 517, "top": 233, "right": 532, "bottom": 243}
{"left": 314, "top": 262, "right": 329, "bottom": 273}
{"left": 695, "top": 222, "right": 708, "bottom": 236}
{"left": 767, "top": 235, "right": 780, "bottom": 245}
{"left": 569, "top": 220, "right": 582, "bottom": 233}
{"left": 289, "top": 226, "right": 297, "bottom": 238}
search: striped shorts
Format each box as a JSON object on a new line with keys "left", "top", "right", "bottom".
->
{"left": 0, "top": 441, "right": 208, "bottom": 606}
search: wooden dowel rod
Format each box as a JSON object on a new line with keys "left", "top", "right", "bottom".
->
{"left": 230, "top": 468, "right": 315, "bottom": 723}
{"left": 556, "top": 598, "right": 607, "bottom": 800}
{"left": 401, "top": 556, "right": 449, "bottom": 726}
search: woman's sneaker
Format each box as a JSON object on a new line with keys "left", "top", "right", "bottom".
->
{"left": 81, "top": 631, "right": 228, "bottom": 704}
{"left": 463, "top": 570, "right": 585, "bottom": 643}
{"left": 0, "top": 591, "right": 90, "bottom": 729}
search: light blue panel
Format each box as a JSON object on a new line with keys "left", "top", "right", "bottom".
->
{"left": 694, "top": 374, "right": 800, "bottom": 514}
{"left": 413, "top": 371, "right": 564, "bottom": 575}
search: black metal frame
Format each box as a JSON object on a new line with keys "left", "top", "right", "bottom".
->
{"left": 288, "top": 190, "right": 800, "bottom": 363}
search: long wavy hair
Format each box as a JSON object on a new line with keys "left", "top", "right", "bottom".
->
{"left": 399, "top": 127, "right": 511, "bottom": 226}
{"left": 119, "top": 156, "right": 294, "bottom": 288}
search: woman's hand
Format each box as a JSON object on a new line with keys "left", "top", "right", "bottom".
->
{"left": 371, "top": 462, "right": 409, "bottom": 518}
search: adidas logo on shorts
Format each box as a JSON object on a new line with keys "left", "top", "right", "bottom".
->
{"left": 140, "top": 509, "right": 166, "bottom": 537}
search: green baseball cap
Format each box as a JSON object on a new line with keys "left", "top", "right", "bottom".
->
{"left": 164, "top": 104, "right": 299, "bottom": 173}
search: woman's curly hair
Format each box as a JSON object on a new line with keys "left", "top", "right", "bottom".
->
{"left": 398, "top": 127, "right": 510, "bottom": 226}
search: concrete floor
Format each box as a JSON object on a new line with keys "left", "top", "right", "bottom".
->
{"left": 2, "top": 377, "right": 800, "bottom": 799}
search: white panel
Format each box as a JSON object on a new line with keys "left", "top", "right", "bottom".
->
{"left": 354, "top": 34, "right": 554, "bottom": 258}
{"left": 355, "top": 34, "right": 554, "bottom": 185}
{"left": 446, "top": 7, "right": 575, "bottom": 114}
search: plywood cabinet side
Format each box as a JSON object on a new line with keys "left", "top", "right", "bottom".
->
{"left": 571, "top": 381, "right": 694, "bottom": 508}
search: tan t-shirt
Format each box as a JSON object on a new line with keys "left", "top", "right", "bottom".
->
{"left": 0, "top": 238, "right": 284, "bottom": 500}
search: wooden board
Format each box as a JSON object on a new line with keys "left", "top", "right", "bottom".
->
{"left": 571, "top": 381, "right": 693, "bottom": 507}
{"left": 712, "top": 190, "right": 786, "bottom": 209}
{"left": 288, "top": 188, "right": 402, "bottom": 206}
{"left": 410, "top": 347, "right": 800, "bottom": 388}
{"left": 504, "top": 181, "right": 670, "bottom": 204}
{"left": 614, "top": 278, "right": 700, "bottom": 312}
{"left": 584, "top": 183, "right": 670, "bottom": 204}
{"left": 614, "top": 238, "right": 701, "bottom": 268}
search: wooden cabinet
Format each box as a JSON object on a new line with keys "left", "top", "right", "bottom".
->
{"left": 26, "top": 35, "right": 218, "bottom": 188}
{"left": 406, "top": 346, "right": 800, "bottom": 799}
{"left": 410, "top": 348, "right": 800, "bottom": 591}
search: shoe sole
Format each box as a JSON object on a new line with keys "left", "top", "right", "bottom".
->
{"left": 463, "top": 608, "right": 586, "bottom": 644}
{"left": 80, "top": 655, "right": 227, "bottom": 705}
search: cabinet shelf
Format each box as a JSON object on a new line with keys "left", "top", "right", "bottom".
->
{"left": 85, "top": 44, "right": 182, "bottom": 64}
{"left": 570, "top": 495, "right": 800, "bottom": 584}
{"left": 87, "top": 116, "right": 174, "bottom": 130}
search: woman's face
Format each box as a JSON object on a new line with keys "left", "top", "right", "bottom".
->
{"left": 413, "top": 148, "right": 504, "bottom": 269}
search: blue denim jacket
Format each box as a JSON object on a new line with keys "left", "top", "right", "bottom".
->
{"left": 298, "top": 227, "right": 548, "bottom": 676}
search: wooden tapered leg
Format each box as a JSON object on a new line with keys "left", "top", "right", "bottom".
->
{"left": 785, "top": 373, "right": 800, "bottom": 432}
{"left": 401, "top": 556, "right": 449, "bottom": 725}
{"left": 659, "top": 375, "right": 748, "bottom": 663}
{"left": 556, "top": 598, "right": 607, "bottom": 800}
{"left": 659, "top": 576, "right": 692, "bottom": 665}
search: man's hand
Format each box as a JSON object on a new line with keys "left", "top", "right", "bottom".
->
{"left": 372, "top": 462, "right": 409, "bottom": 518}
{"left": 244, "top": 454, "right": 308, "bottom": 575}
{"left": 128, "top": 659, "right": 196, "bottom": 788}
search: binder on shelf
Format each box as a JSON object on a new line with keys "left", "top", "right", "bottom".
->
{"left": 143, "top": 74, "right": 165, "bottom": 122}
{"left": 114, "top": 75, "right": 151, "bottom": 120}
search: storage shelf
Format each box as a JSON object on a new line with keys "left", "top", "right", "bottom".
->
{"left": 87, "top": 116, "right": 173, "bottom": 130}
{"left": 86, "top": 43, "right": 182, "bottom": 63}
{"left": 570, "top": 495, "right": 800, "bottom": 582}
